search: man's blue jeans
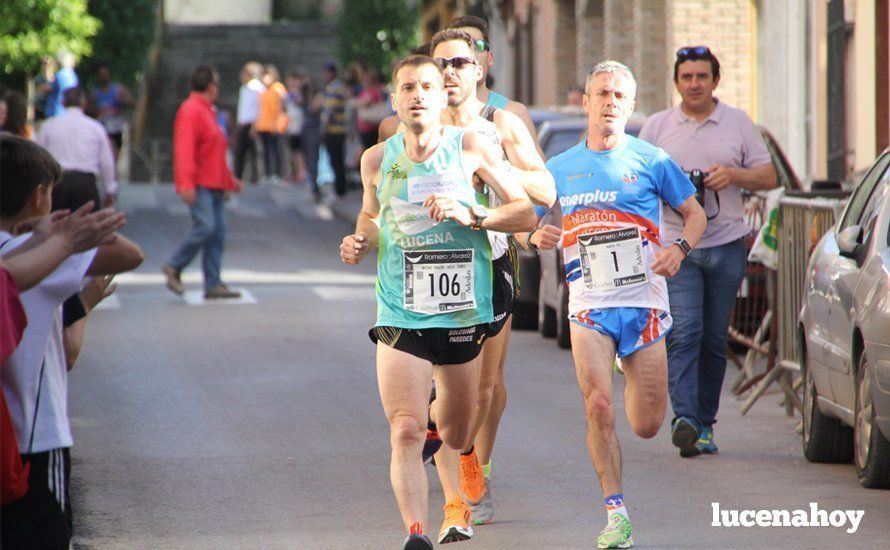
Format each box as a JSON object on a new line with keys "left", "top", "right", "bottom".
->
{"left": 168, "top": 187, "right": 226, "bottom": 291}
{"left": 666, "top": 237, "right": 747, "bottom": 428}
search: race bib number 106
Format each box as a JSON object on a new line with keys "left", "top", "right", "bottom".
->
{"left": 404, "top": 249, "right": 475, "bottom": 314}
{"left": 578, "top": 227, "right": 648, "bottom": 291}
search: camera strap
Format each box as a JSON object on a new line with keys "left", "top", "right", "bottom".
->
{"left": 704, "top": 190, "right": 721, "bottom": 221}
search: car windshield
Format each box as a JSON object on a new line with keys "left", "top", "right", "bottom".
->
{"left": 545, "top": 129, "right": 585, "bottom": 159}
{"left": 760, "top": 131, "right": 794, "bottom": 191}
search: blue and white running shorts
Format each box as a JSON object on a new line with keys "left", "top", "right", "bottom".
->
{"left": 571, "top": 307, "right": 672, "bottom": 358}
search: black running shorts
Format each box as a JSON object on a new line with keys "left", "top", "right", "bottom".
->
{"left": 488, "top": 253, "right": 516, "bottom": 337}
{"left": 369, "top": 324, "right": 489, "bottom": 365}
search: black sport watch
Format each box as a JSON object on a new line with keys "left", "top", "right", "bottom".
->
{"left": 470, "top": 205, "right": 488, "bottom": 230}
{"left": 674, "top": 238, "right": 693, "bottom": 257}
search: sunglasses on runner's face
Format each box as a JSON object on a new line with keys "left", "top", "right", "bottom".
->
{"left": 676, "top": 46, "right": 711, "bottom": 59}
{"left": 475, "top": 39, "right": 491, "bottom": 53}
{"left": 435, "top": 56, "right": 477, "bottom": 70}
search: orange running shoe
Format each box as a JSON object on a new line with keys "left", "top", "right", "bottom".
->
{"left": 438, "top": 498, "right": 473, "bottom": 544}
{"left": 459, "top": 450, "right": 485, "bottom": 504}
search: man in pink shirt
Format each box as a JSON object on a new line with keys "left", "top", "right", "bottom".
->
{"left": 37, "top": 87, "right": 117, "bottom": 210}
{"left": 162, "top": 66, "right": 243, "bottom": 299}
{"left": 639, "top": 47, "right": 777, "bottom": 458}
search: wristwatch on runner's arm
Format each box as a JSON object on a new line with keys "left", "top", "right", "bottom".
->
{"left": 470, "top": 205, "right": 488, "bottom": 230}
{"left": 673, "top": 238, "right": 693, "bottom": 257}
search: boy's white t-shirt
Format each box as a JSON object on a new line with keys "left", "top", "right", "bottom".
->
{"left": 0, "top": 231, "right": 96, "bottom": 453}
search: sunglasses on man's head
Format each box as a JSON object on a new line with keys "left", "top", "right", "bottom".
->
{"left": 676, "top": 46, "right": 711, "bottom": 59}
{"left": 435, "top": 56, "right": 477, "bottom": 70}
{"left": 475, "top": 39, "right": 491, "bottom": 53}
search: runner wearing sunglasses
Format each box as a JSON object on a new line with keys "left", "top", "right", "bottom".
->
{"left": 422, "top": 28, "right": 555, "bottom": 527}
{"left": 446, "top": 16, "right": 543, "bottom": 157}
{"left": 340, "top": 54, "right": 535, "bottom": 549}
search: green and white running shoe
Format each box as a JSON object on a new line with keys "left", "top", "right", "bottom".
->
{"left": 597, "top": 514, "right": 633, "bottom": 549}
{"left": 470, "top": 479, "right": 494, "bottom": 525}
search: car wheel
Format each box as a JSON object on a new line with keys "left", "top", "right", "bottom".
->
{"left": 854, "top": 352, "right": 890, "bottom": 488}
{"left": 538, "top": 283, "right": 557, "bottom": 338}
{"left": 801, "top": 349, "right": 853, "bottom": 463}
{"left": 556, "top": 281, "right": 571, "bottom": 350}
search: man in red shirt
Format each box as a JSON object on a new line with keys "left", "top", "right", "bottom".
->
{"left": 162, "top": 66, "right": 243, "bottom": 299}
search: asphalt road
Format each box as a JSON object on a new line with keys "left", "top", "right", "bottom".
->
{"left": 68, "top": 184, "right": 889, "bottom": 549}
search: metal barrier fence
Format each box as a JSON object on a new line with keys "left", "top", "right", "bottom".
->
{"left": 740, "top": 192, "right": 849, "bottom": 417}
{"left": 727, "top": 192, "right": 774, "bottom": 398}
{"left": 728, "top": 192, "right": 770, "bottom": 356}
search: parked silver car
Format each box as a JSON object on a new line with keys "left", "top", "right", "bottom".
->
{"left": 799, "top": 148, "right": 890, "bottom": 488}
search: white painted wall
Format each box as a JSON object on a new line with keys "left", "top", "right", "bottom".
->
{"left": 164, "top": 0, "right": 272, "bottom": 25}
{"left": 756, "top": 0, "right": 809, "bottom": 182}
{"left": 486, "top": 3, "right": 515, "bottom": 100}
{"left": 853, "top": 0, "right": 877, "bottom": 170}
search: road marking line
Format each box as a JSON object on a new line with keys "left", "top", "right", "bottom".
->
{"left": 311, "top": 286, "right": 375, "bottom": 301}
{"left": 116, "top": 269, "right": 376, "bottom": 286}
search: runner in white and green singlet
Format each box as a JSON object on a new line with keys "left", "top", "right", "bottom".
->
{"left": 340, "top": 55, "right": 535, "bottom": 550}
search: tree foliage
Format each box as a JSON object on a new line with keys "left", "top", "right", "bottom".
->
{"left": 338, "top": 0, "right": 420, "bottom": 79}
{"left": 0, "top": 0, "right": 101, "bottom": 76}
{"left": 81, "top": 0, "right": 157, "bottom": 91}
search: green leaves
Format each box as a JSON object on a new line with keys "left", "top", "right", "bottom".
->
{"left": 0, "top": 0, "right": 101, "bottom": 75}
{"left": 81, "top": 0, "right": 156, "bottom": 90}
{"left": 338, "top": 0, "right": 420, "bottom": 79}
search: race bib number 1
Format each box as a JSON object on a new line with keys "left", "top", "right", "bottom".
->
{"left": 404, "top": 249, "right": 475, "bottom": 314}
{"left": 578, "top": 227, "right": 648, "bottom": 291}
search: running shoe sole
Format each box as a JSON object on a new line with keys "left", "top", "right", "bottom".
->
{"left": 598, "top": 536, "right": 634, "bottom": 549}
{"left": 672, "top": 419, "right": 701, "bottom": 458}
{"left": 422, "top": 433, "right": 442, "bottom": 464}
{"left": 403, "top": 534, "right": 434, "bottom": 549}
{"left": 438, "top": 525, "right": 473, "bottom": 544}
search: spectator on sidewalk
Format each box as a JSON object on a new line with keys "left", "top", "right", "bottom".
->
{"left": 90, "top": 63, "right": 134, "bottom": 165}
{"left": 1, "top": 186, "right": 126, "bottom": 550}
{"left": 234, "top": 62, "right": 265, "bottom": 184}
{"left": 639, "top": 46, "right": 777, "bottom": 458}
{"left": 255, "top": 65, "right": 287, "bottom": 184}
{"left": 321, "top": 63, "right": 348, "bottom": 198}
{"left": 1, "top": 91, "right": 32, "bottom": 139}
{"left": 162, "top": 66, "right": 243, "bottom": 300}
{"left": 284, "top": 71, "right": 307, "bottom": 183}
{"left": 37, "top": 88, "right": 117, "bottom": 211}
{"left": 43, "top": 51, "right": 79, "bottom": 119}
{"left": 354, "top": 71, "right": 386, "bottom": 151}
{"left": 0, "top": 135, "right": 143, "bottom": 548}
{"left": 33, "top": 57, "right": 56, "bottom": 122}
{"left": 301, "top": 76, "right": 324, "bottom": 201}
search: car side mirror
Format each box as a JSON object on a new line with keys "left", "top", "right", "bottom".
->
{"left": 837, "top": 225, "right": 862, "bottom": 258}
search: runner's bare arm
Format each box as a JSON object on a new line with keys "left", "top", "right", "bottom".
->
{"left": 504, "top": 100, "right": 545, "bottom": 160}
{"left": 514, "top": 224, "right": 562, "bottom": 251}
{"left": 494, "top": 108, "right": 555, "bottom": 207}
{"left": 341, "top": 145, "right": 383, "bottom": 264}
{"left": 651, "top": 196, "right": 706, "bottom": 277}
{"left": 514, "top": 202, "right": 562, "bottom": 251}
{"left": 462, "top": 130, "right": 536, "bottom": 233}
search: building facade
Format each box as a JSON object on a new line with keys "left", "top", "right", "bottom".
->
{"left": 427, "top": 0, "right": 889, "bottom": 183}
